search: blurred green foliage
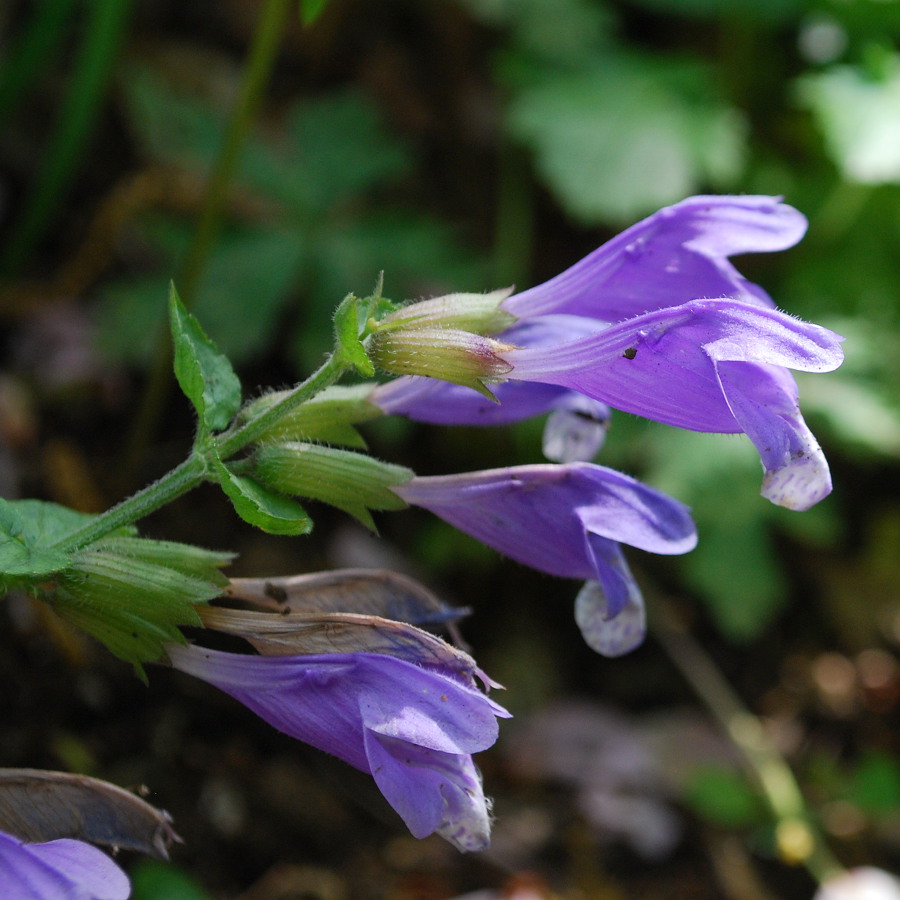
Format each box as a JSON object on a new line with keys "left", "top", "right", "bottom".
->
{"left": 684, "top": 765, "right": 765, "bottom": 828}
{"left": 130, "top": 859, "right": 211, "bottom": 900}
{"left": 97, "top": 71, "right": 484, "bottom": 373}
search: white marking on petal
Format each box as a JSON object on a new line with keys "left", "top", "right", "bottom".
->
{"left": 574, "top": 579, "right": 646, "bottom": 658}
{"left": 761, "top": 442, "right": 832, "bottom": 511}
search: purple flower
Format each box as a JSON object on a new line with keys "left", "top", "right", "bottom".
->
{"left": 0, "top": 829, "right": 130, "bottom": 900}
{"left": 166, "top": 646, "right": 510, "bottom": 851}
{"left": 393, "top": 462, "right": 697, "bottom": 655}
{"left": 502, "top": 300, "right": 843, "bottom": 509}
{"left": 371, "top": 195, "right": 843, "bottom": 510}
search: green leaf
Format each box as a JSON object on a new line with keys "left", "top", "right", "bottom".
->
{"left": 168, "top": 283, "right": 242, "bottom": 432}
{"left": 684, "top": 766, "right": 764, "bottom": 827}
{"left": 214, "top": 460, "right": 313, "bottom": 536}
{"left": 278, "top": 89, "right": 410, "bottom": 213}
{"left": 462, "top": 0, "right": 615, "bottom": 67}
{"left": 1, "top": 498, "right": 78, "bottom": 579}
{"left": 97, "top": 222, "right": 308, "bottom": 368}
{"left": 796, "top": 57, "right": 900, "bottom": 185}
{"left": 507, "top": 54, "right": 745, "bottom": 222}
{"left": 120, "top": 63, "right": 226, "bottom": 170}
{"left": 193, "top": 228, "right": 307, "bottom": 362}
{"left": 624, "top": 0, "right": 799, "bottom": 23}
{"left": 299, "top": 0, "right": 331, "bottom": 26}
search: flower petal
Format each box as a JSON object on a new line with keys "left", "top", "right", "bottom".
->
{"left": 542, "top": 394, "right": 611, "bottom": 463}
{"left": 504, "top": 195, "right": 807, "bottom": 321}
{"left": 0, "top": 831, "right": 130, "bottom": 900}
{"left": 713, "top": 361, "right": 832, "bottom": 509}
{"left": 357, "top": 666, "right": 506, "bottom": 754}
{"left": 370, "top": 376, "right": 569, "bottom": 425}
{"left": 167, "top": 645, "right": 369, "bottom": 770}
{"left": 364, "top": 732, "right": 491, "bottom": 851}
{"left": 394, "top": 463, "right": 697, "bottom": 585}
{"left": 505, "top": 300, "right": 844, "bottom": 433}
{"left": 168, "top": 646, "right": 505, "bottom": 758}
{"left": 25, "top": 840, "right": 131, "bottom": 900}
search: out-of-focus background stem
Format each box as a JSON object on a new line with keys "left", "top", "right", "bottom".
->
{"left": 120, "top": 0, "right": 293, "bottom": 484}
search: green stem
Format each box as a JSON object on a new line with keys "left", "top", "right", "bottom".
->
{"left": 218, "top": 351, "right": 349, "bottom": 457}
{"left": 0, "top": 0, "right": 78, "bottom": 122}
{"left": 493, "top": 138, "right": 534, "bottom": 289}
{"left": 651, "top": 597, "right": 844, "bottom": 885}
{"left": 51, "top": 350, "right": 348, "bottom": 550}
{"left": 176, "top": 0, "right": 292, "bottom": 305}
{"left": 120, "top": 0, "right": 292, "bottom": 482}
{"left": 50, "top": 456, "right": 207, "bottom": 552}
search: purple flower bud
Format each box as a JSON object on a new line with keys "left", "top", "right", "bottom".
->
{"left": 166, "top": 646, "right": 510, "bottom": 851}
{"left": 0, "top": 829, "right": 130, "bottom": 900}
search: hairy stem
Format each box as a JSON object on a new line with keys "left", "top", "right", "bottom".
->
{"left": 49, "top": 456, "right": 207, "bottom": 552}
{"left": 218, "top": 351, "right": 349, "bottom": 457}
{"left": 121, "top": 0, "right": 292, "bottom": 482}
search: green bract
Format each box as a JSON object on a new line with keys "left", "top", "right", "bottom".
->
{"left": 252, "top": 442, "right": 412, "bottom": 531}
{"left": 213, "top": 458, "right": 313, "bottom": 536}
{"left": 48, "top": 535, "right": 231, "bottom": 679}
{"left": 238, "top": 384, "right": 381, "bottom": 449}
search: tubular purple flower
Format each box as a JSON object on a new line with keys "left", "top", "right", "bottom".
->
{"left": 165, "top": 646, "right": 510, "bottom": 851}
{"left": 0, "top": 829, "right": 130, "bottom": 900}
{"left": 501, "top": 300, "right": 843, "bottom": 509}
{"left": 370, "top": 194, "right": 809, "bottom": 424}
{"left": 392, "top": 463, "right": 697, "bottom": 655}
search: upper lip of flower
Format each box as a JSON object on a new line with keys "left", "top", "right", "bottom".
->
{"left": 502, "top": 194, "right": 809, "bottom": 321}
{"left": 392, "top": 460, "right": 698, "bottom": 576}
